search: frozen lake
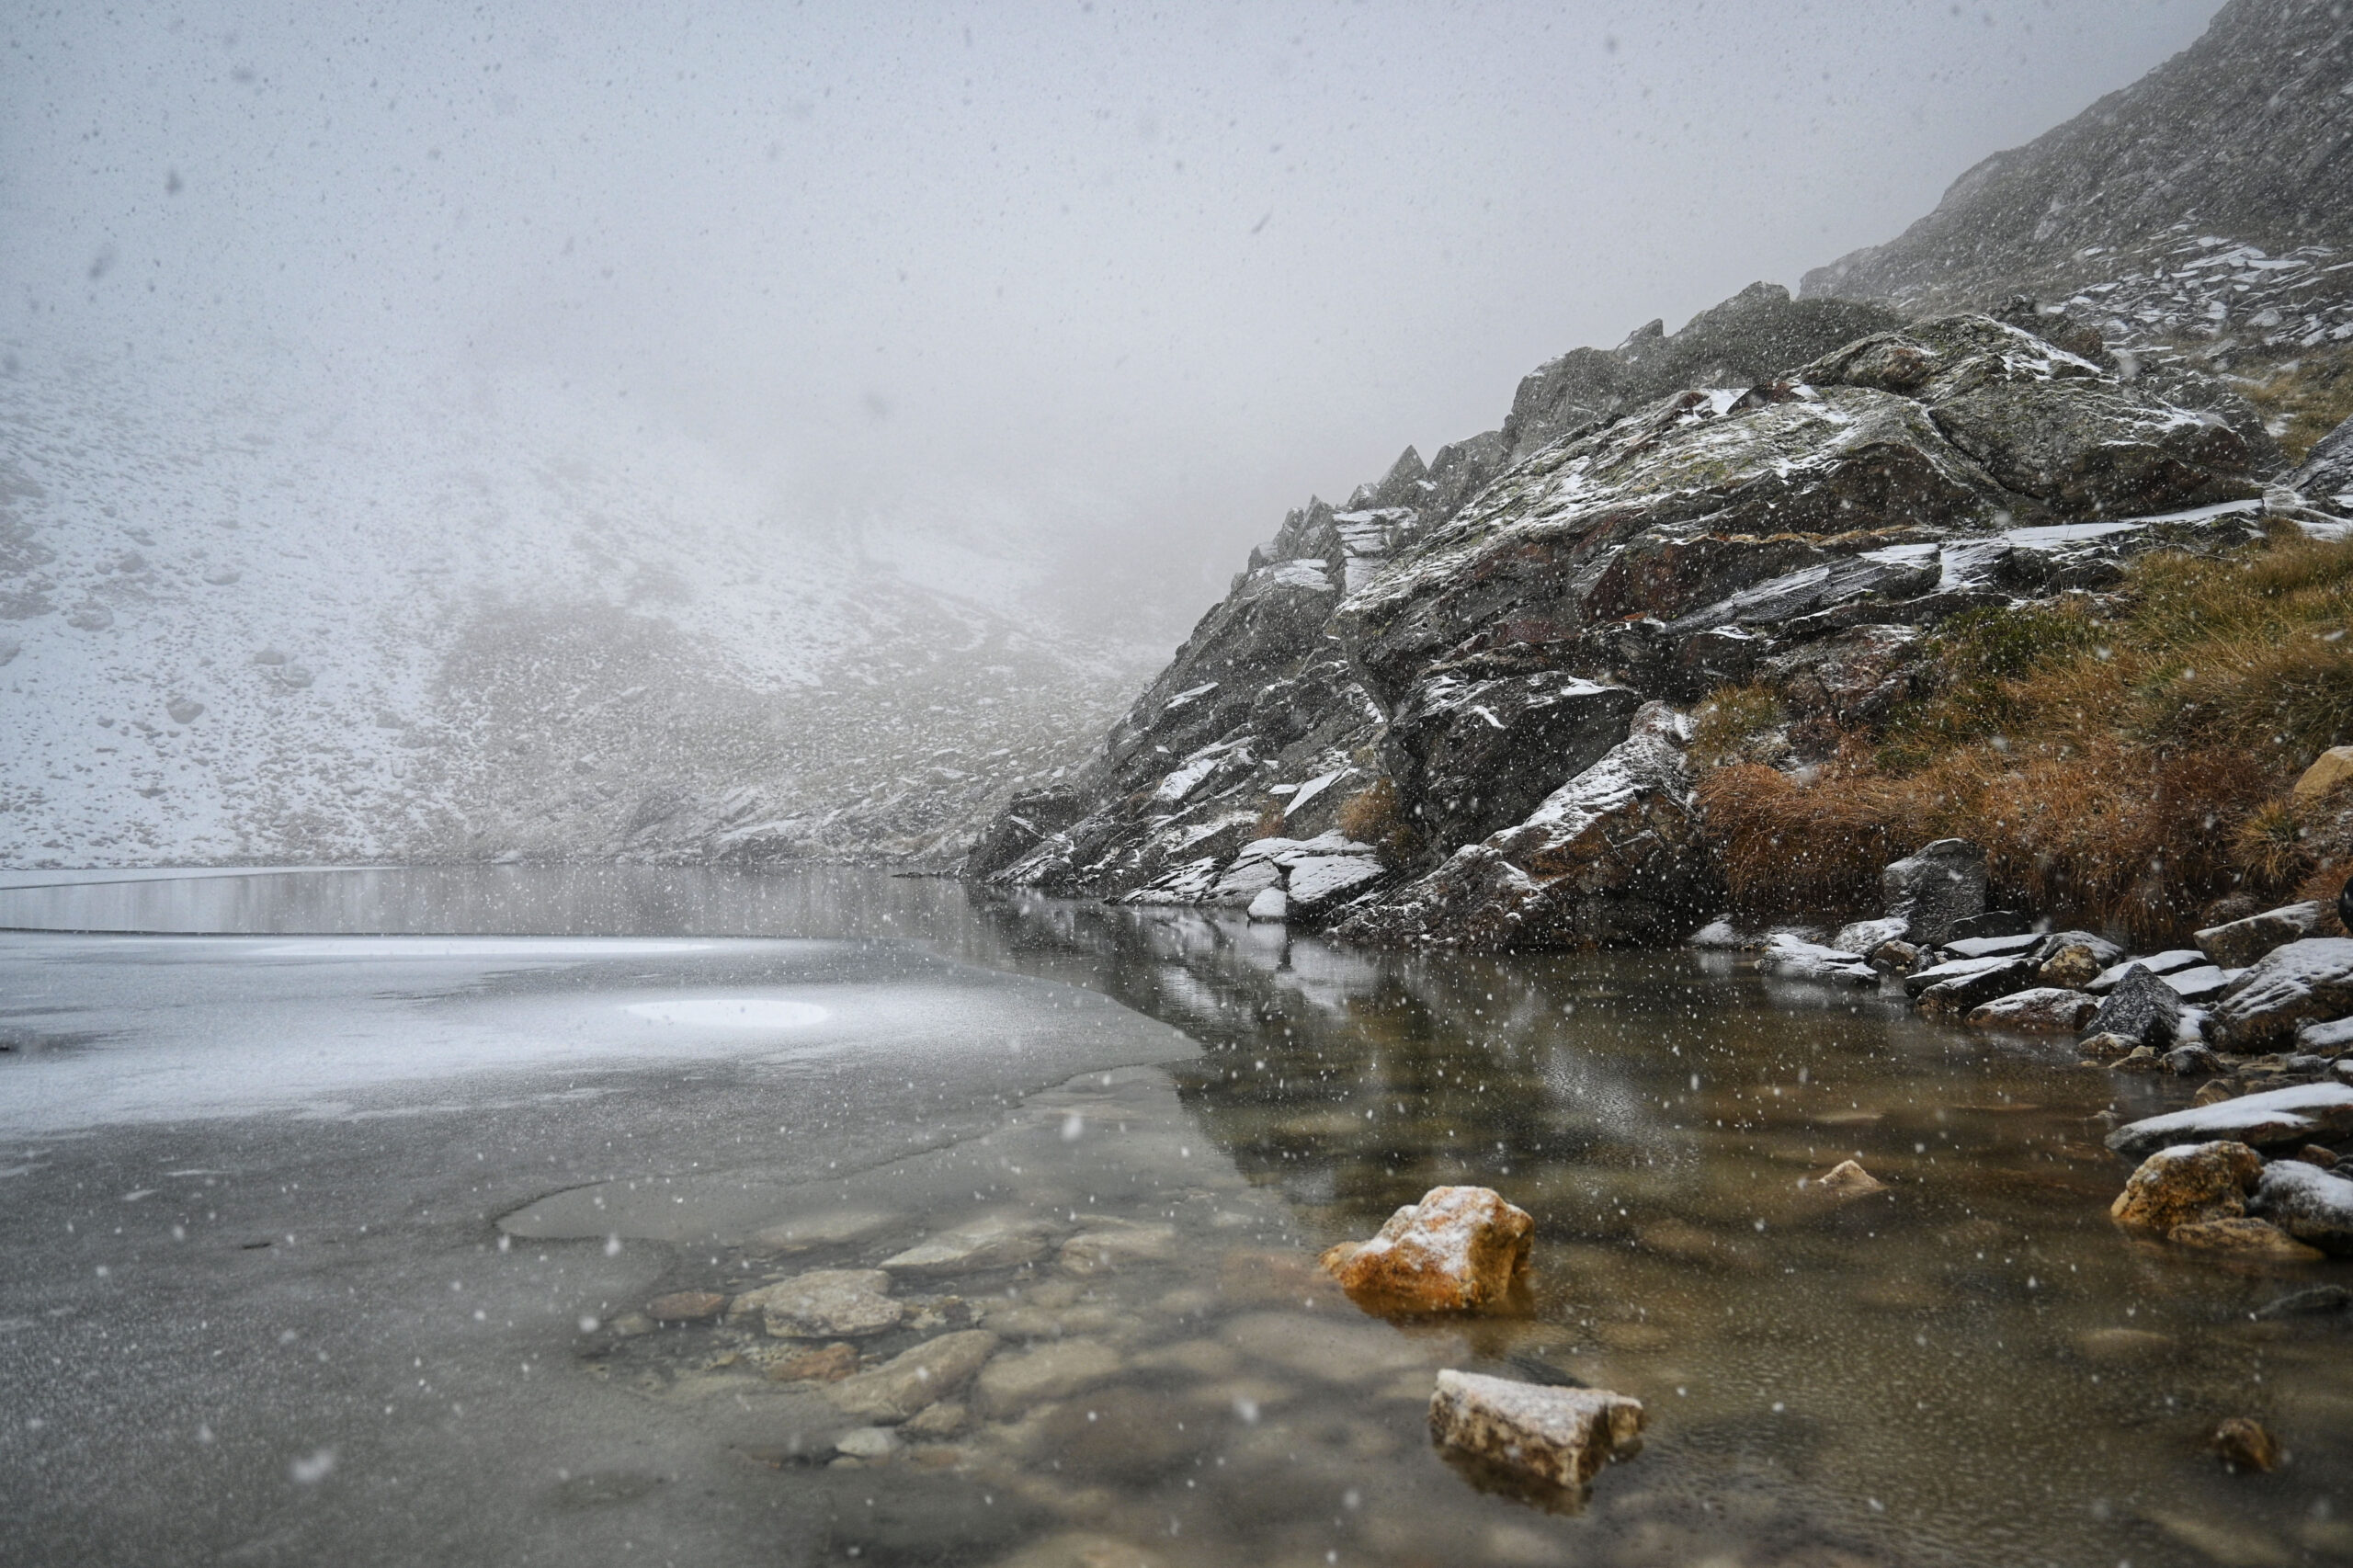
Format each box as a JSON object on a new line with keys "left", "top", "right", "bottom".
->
{"left": 1, "top": 867, "right": 2345, "bottom": 1567}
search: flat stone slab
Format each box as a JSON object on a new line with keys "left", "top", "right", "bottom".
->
{"left": 2105, "top": 1082, "right": 2353, "bottom": 1159}
{"left": 878, "top": 1213, "right": 1050, "bottom": 1277}
{"left": 1427, "top": 1369, "right": 1644, "bottom": 1491}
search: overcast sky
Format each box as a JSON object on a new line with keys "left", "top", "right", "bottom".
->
{"left": 4, "top": 0, "right": 2220, "bottom": 629}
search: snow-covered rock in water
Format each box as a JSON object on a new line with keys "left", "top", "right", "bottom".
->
{"left": 1319, "top": 1186, "right": 1532, "bottom": 1311}
{"left": 2250, "top": 1159, "right": 2353, "bottom": 1255}
{"left": 1336, "top": 705, "right": 1716, "bottom": 950}
{"left": 2196, "top": 901, "right": 2332, "bottom": 970}
{"left": 2106, "top": 1083, "right": 2353, "bottom": 1159}
{"left": 1427, "top": 1370, "right": 1644, "bottom": 1491}
{"left": 1245, "top": 886, "right": 1289, "bottom": 923}
{"left": 2082, "top": 965, "right": 2185, "bottom": 1051}
{"left": 1943, "top": 930, "right": 2041, "bottom": 960}
{"left": 2109, "top": 1142, "right": 2263, "bottom": 1233}
{"left": 1881, "top": 840, "right": 1989, "bottom": 948}
{"left": 1758, "top": 934, "right": 1877, "bottom": 985}
{"left": 1832, "top": 916, "right": 1911, "bottom": 957}
{"left": 2211, "top": 938, "right": 2353, "bottom": 1051}
{"left": 1965, "top": 987, "right": 2098, "bottom": 1032}
{"left": 2089, "top": 949, "right": 2205, "bottom": 994}
{"left": 2162, "top": 964, "right": 2236, "bottom": 1002}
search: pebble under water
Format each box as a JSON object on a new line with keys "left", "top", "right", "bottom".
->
{"left": 1, "top": 864, "right": 2347, "bottom": 1568}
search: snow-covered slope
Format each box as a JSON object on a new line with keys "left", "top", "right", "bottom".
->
{"left": 0, "top": 340, "right": 1154, "bottom": 868}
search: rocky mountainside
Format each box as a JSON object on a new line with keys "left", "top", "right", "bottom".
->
{"left": 0, "top": 346, "right": 1153, "bottom": 869}
{"left": 972, "top": 289, "right": 2350, "bottom": 945}
{"left": 1802, "top": 0, "right": 2353, "bottom": 329}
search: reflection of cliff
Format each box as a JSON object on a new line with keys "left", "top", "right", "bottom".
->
{"left": 971, "top": 892, "right": 1688, "bottom": 1223}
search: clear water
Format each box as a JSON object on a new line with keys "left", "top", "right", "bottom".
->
{"left": 1, "top": 866, "right": 2347, "bottom": 1568}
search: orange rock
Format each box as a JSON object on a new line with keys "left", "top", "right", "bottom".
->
{"left": 645, "top": 1290, "right": 728, "bottom": 1324}
{"left": 2212, "top": 1415, "right": 2279, "bottom": 1472}
{"left": 766, "top": 1341, "right": 860, "bottom": 1383}
{"left": 1318, "top": 1186, "right": 1532, "bottom": 1311}
{"left": 2109, "top": 1142, "right": 2264, "bottom": 1233}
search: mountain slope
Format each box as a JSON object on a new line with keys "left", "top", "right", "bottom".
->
{"left": 1802, "top": 0, "right": 2353, "bottom": 331}
{"left": 0, "top": 342, "right": 1152, "bottom": 869}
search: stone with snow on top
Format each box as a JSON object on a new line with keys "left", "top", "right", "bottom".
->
{"left": 1282, "top": 853, "right": 1386, "bottom": 916}
{"left": 1245, "top": 886, "right": 1289, "bottom": 923}
{"left": 1881, "top": 839, "right": 1988, "bottom": 948}
{"left": 2089, "top": 949, "right": 2204, "bottom": 994}
{"left": 2078, "top": 1031, "right": 2141, "bottom": 1062}
{"left": 2165, "top": 1044, "right": 2223, "bottom": 1075}
{"left": 2082, "top": 966, "right": 2184, "bottom": 1051}
{"left": 1902, "top": 952, "right": 2024, "bottom": 998}
{"left": 1803, "top": 1159, "right": 1884, "bottom": 1195}
{"left": 733, "top": 1269, "right": 903, "bottom": 1338}
{"left": 2109, "top": 1142, "right": 2263, "bottom": 1233}
{"left": 824, "top": 1330, "right": 1001, "bottom": 1424}
{"left": 2292, "top": 745, "right": 2353, "bottom": 803}
{"left": 1205, "top": 856, "right": 1282, "bottom": 905}
{"left": 2212, "top": 938, "right": 2353, "bottom": 1051}
{"left": 1427, "top": 1370, "right": 1644, "bottom": 1492}
{"left": 1337, "top": 704, "right": 1715, "bottom": 952}
{"left": 1833, "top": 916, "right": 1911, "bottom": 957}
{"left": 2161, "top": 965, "right": 2235, "bottom": 1002}
{"left": 1966, "top": 986, "right": 2098, "bottom": 1032}
{"left": 1944, "top": 910, "right": 2033, "bottom": 943}
{"left": 1379, "top": 670, "right": 1643, "bottom": 850}
{"left": 1915, "top": 959, "right": 2036, "bottom": 1018}
{"left": 2105, "top": 1082, "right": 2353, "bottom": 1159}
{"left": 2198, "top": 901, "right": 2330, "bottom": 970}
{"left": 1319, "top": 1185, "right": 1533, "bottom": 1311}
{"left": 1943, "top": 931, "right": 2041, "bottom": 960}
{"left": 2297, "top": 1017, "right": 2353, "bottom": 1053}
{"left": 1759, "top": 934, "right": 1876, "bottom": 985}
{"left": 2034, "top": 931, "right": 2122, "bottom": 989}
{"left": 2249, "top": 1158, "right": 2353, "bottom": 1255}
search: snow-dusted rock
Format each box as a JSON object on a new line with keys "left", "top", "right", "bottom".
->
{"left": 2197, "top": 901, "right": 2332, "bottom": 970}
{"left": 2162, "top": 965, "right": 2236, "bottom": 1002}
{"left": 1338, "top": 704, "right": 1715, "bottom": 950}
{"left": 1759, "top": 934, "right": 1877, "bottom": 985}
{"left": 2295, "top": 1017, "right": 2353, "bottom": 1054}
{"left": 1320, "top": 1186, "right": 1532, "bottom": 1311}
{"left": 2109, "top": 1142, "right": 2263, "bottom": 1233}
{"left": 2106, "top": 1082, "right": 2353, "bottom": 1159}
{"left": 1944, "top": 931, "right": 2041, "bottom": 960}
{"left": 2089, "top": 949, "right": 2205, "bottom": 994}
{"left": 1913, "top": 958, "right": 2034, "bottom": 1018}
{"left": 2082, "top": 965, "right": 2185, "bottom": 1051}
{"left": 1832, "top": 916, "right": 1911, "bottom": 956}
{"left": 1245, "top": 886, "right": 1289, "bottom": 923}
{"left": 2249, "top": 1159, "right": 2353, "bottom": 1255}
{"left": 1379, "top": 671, "right": 1643, "bottom": 850}
{"left": 1902, "top": 952, "right": 2024, "bottom": 998}
{"left": 1427, "top": 1370, "right": 1644, "bottom": 1491}
{"left": 1282, "top": 852, "right": 1387, "bottom": 916}
{"left": 1882, "top": 839, "right": 1989, "bottom": 948}
{"left": 2033, "top": 931, "right": 2123, "bottom": 989}
{"left": 2211, "top": 938, "right": 2353, "bottom": 1051}
{"left": 1966, "top": 987, "right": 2098, "bottom": 1032}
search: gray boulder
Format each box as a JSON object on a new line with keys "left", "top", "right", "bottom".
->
{"left": 2106, "top": 1082, "right": 2353, "bottom": 1159}
{"left": 2195, "top": 900, "right": 2331, "bottom": 971}
{"left": 1915, "top": 958, "right": 2036, "bottom": 1019}
{"left": 2250, "top": 1159, "right": 2353, "bottom": 1255}
{"left": 1881, "top": 839, "right": 1988, "bottom": 947}
{"left": 2296, "top": 413, "right": 2353, "bottom": 512}
{"left": 2083, "top": 964, "right": 2185, "bottom": 1052}
{"left": 2212, "top": 938, "right": 2353, "bottom": 1052}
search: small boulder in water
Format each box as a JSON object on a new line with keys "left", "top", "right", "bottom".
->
{"left": 1320, "top": 1185, "right": 1532, "bottom": 1311}
{"left": 2212, "top": 1416, "right": 2279, "bottom": 1473}
{"left": 2109, "top": 1141, "right": 2263, "bottom": 1233}
{"left": 1427, "top": 1369, "right": 1643, "bottom": 1490}
{"left": 1802, "top": 1159, "right": 1885, "bottom": 1196}
{"left": 645, "top": 1290, "right": 728, "bottom": 1324}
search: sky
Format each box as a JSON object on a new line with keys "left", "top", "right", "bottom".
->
{"left": 2, "top": 0, "right": 2222, "bottom": 633}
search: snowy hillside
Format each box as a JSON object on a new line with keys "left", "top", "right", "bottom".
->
{"left": 0, "top": 340, "right": 1156, "bottom": 868}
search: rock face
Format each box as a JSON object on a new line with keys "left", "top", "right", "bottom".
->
{"left": 1801, "top": 0, "right": 2353, "bottom": 322}
{"left": 1336, "top": 704, "right": 1717, "bottom": 950}
{"left": 971, "top": 283, "right": 2281, "bottom": 942}
{"left": 1319, "top": 1186, "right": 1533, "bottom": 1311}
{"left": 2109, "top": 1142, "right": 2265, "bottom": 1233}
{"left": 1427, "top": 1370, "right": 1644, "bottom": 1491}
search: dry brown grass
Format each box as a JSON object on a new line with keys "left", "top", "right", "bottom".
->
{"left": 1694, "top": 533, "right": 2353, "bottom": 944}
{"left": 1337, "top": 778, "right": 1415, "bottom": 862}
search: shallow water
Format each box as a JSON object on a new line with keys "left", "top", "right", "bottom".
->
{"left": 3, "top": 867, "right": 2347, "bottom": 1567}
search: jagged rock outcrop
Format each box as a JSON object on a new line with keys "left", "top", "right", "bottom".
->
{"left": 1802, "top": 0, "right": 2353, "bottom": 323}
{"left": 973, "top": 291, "right": 2312, "bottom": 947}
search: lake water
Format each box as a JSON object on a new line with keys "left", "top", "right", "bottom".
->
{"left": 1, "top": 866, "right": 2346, "bottom": 1568}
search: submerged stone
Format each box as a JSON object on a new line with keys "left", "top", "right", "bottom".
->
{"left": 735, "top": 1268, "right": 904, "bottom": 1339}
{"left": 1427, "top": 1369, "right": 1644, "bottom": 1491}
{"left": 824, "top": 1330, "right": 1000, "bottom": 1424}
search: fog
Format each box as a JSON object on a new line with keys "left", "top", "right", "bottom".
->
{"left": 6, "top": 0, "right": 2216, "bottom": 618}
{"left": 0, "top": 1, "right": 2221, "bottom": 867}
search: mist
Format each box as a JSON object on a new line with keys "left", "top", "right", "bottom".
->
{"left": 6, "top": 1, "right": 2218, "bottom": 624}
